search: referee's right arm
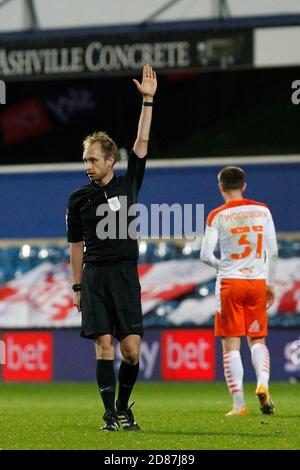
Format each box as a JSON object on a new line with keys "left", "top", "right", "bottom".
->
{"left": 66, "top": 196, "right": 84, "bottom": 312}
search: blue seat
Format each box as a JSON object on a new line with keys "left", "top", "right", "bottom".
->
{"left": 18, "top": 245, "right": 39, "bottom": 261}
{"left": 182, "top": 241, "right": 201, "bottom": 259}
{"left": 290, "top": 240, "right": 300, "bottom": 257}
{"left": 0, "top": 247, "right": 20, "bottom": 261}
{"left": 138, "top": 241, "right": 156, "bottom": 263}
{"left": 143, "top": 300, "right": 179, "bottom": 327}
{"left": 195, "top": 280, "right": 216, "bottom": 298}
{"left": 14, "top": 263, "right": 33, "bottom": 278}
{"left": 0, "top": 264, "right": 16, "bottom": 283}
{"left": 153, "top": 242, "right": 176, "bottom": 261}
{"left": 277, "top": 240, "right": 294, "bottom": 258}
{"left": 39, "top": 246, "right": 63, "bottom": 262}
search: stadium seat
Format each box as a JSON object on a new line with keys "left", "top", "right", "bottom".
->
{"left": 0, "top": 264, "right": 16, "bottom": 284}
{"left": 277, "top": 239, "right": 294, "bottom": 258}
{"left": 182, "top": 240, "right": 201, "bottom": 259}
{"left": 290, "top": 240, "right": 300, "bottom": 257}
{"left": 153, "top": 242, "right": 176, "bottom": 261}
{"left": 195, "top": 280, "right": 216, "bottom": 298}
{"left": 0, "top": 247, "right": 20, "bottom": 261}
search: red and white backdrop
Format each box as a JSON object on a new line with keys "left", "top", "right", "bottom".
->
{"left": 0, "top": 258, "right": 299, "bottom": 328}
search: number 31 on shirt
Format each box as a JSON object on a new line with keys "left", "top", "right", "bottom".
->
{"left": 230, "top": 225, "right": 263, "bottom": 260}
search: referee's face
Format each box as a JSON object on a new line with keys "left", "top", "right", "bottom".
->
{"left": 83, "top": 143, "right": 114, "bottom": 183}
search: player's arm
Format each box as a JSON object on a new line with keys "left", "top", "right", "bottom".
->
{"left": 70, "top": 242, "right": 84, "bottom": 312}
{"left": 200, "top": 225, "right": 220, "bottom": 269}
{"left": 133, "top": 64, "right": 157, "bottom": 158}
{"left": 265, "top": 212, "right": 278, "bottom": 307}
{"left": 66, "top": 196, "right": 84, "bottom": 312}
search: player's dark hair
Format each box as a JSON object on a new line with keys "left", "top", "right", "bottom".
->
{"left": 218, "top": 166, "right": 246, "bottom": 190}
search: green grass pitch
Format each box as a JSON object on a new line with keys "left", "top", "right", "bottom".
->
{"left": 0, "top": 382, "right": 299, "bottom": 450}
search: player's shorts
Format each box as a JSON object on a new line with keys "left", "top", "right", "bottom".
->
{"left": 81, "top": 262, "right": 144, "bottom": 340}
{"left": 214, "top": 278, "right": 267, "bottom": 337}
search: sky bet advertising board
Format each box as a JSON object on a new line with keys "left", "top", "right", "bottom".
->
{"left": 0, "top": 329, "right": 299, "bottom": 382}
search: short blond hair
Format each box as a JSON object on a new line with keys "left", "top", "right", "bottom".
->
{"left": 83, "top": 131, "right": 119, "bottom": 164}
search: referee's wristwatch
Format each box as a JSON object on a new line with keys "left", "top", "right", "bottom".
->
{"left": 72, "top": 283, "right": 82, "bottom": 292}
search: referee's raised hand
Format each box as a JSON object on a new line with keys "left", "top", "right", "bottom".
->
{"left": 133, "top": 64, "right": 157, "bottom": 98}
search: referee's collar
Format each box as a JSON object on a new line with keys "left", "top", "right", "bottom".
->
{"left": 91, "top": 174, "right": 117, "bottom": 191}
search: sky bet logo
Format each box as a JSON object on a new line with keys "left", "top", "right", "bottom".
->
{"left": 0, "top": 79, "right": 6, "bottom": 104}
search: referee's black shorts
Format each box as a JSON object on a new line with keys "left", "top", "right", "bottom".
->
{"left": 80, "top": 262, "right": 144, "bottom": 341}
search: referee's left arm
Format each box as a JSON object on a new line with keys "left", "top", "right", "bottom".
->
{"left": 133, "top": 64, "right": 157, "bottom": 158}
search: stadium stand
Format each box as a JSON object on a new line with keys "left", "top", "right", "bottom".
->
{"left": 0, "top": 238, "right": 299, "bottom": 328}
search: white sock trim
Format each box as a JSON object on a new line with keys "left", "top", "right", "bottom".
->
{"left": 223, "top": 350, "right": 245, "bottom": 409}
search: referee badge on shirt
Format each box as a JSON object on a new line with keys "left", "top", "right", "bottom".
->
{"left": 107, "top": 196, "right": 121, "bottom": 212}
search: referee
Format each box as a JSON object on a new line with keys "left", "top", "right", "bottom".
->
{"left": 66, "top": 64, "right": 157, "bottom": 431}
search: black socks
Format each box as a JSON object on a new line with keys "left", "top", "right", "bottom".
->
{"left": 96, "top": 359, "right": 116, "bottom": 415}
{"left": 97, "top": 359, "right": 140, "bottom": 414}
{"left": 117, "top": 361, "right": 139, "bottom": 411}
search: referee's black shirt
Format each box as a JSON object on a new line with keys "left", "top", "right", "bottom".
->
{"left": 66, "top": 151, "right": 147, "bottom": 264}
